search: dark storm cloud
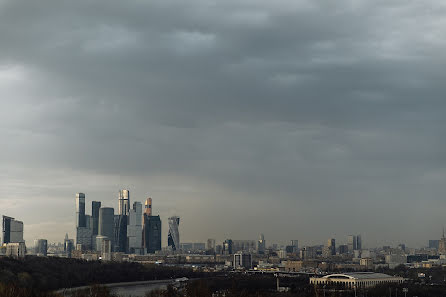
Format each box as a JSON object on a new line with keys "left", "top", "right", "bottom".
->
{"left": 1, "top": 0, "right": 446, "bottom": 246}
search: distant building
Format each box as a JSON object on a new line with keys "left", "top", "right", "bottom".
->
{"left": 234, "top": 253, "right": 252, "bottom": 269}
{"left": 113, "top": 215, "right": 127, "bottom": 252}
{"left": 223, "top": 239, "right": 233, "bottom": 255}
{"left": 144, "top": 197, "right": 152, "bottom": 216}
{"left": 290, "top": 240, "right": 299, "bottom": 251}
{"left": 168, "top": 216, "right": 180, "bottom": 251}
{"left": 76, "top": 193, "right": 86, "bottom": 228}
{"left": 207, "top": 238, "right": 216, "bottom": 252}
{"left": 118, "top": 189, "right": 130, "bottom": 216}
{"left": 439, "top": 230, "right": 446, "bottom": 254}
{"left": 310, "top": 273, "right": 404, "bottom": 289}
{"left": 258, "top": 234, "right": 266, "bottom": 254}
{"left": 98, "top": 207, "right": 114, "bottom": 249}
{"left": 91, "top": 201, "right": 101, "bottom": 236}
{"left": 339, "top": 244, "right": 349, "bottom": 254}
{"left": 429, "top": 240, "right": 440, "bottom": 250}
{"left": 300, "top": 246, "right": 317, "bottom": 260}
{"left": 5, "top": 242, "right": 26, "bottom": 258}
{"left": 327, "top": 238, "right": 336, "bottom": 256}
{"left": 347, "top": 235, "right": 362, "bottom": 252}
{"left": 232, "top": 240, "right": 256, "bottom": 253}
{"left": 2, "top": 216, "right": 24, "bottom": 244}
{"left": 34, "top": 239, "right": 48, "bottom": 256}
{"left": 64, "top": 234, "right": 74, "bottom": 258}
{"left": 143, "top": 214, "right": 162, "bottom": 254}
{"left": 127, "top": 202, "right": 143, "bottom": 254}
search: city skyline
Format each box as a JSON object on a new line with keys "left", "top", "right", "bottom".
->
{"left": 2, "top": 0, "right": 446, "bottom": 248}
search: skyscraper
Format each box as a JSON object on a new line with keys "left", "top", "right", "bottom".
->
{"left": 127, "top": 202, "right": 143, "bottom": 254}
{"left": 98, "top": 207, "right": 114, "bottom": 250}
{"left": 113, "top": 214, "right": 127, "bottom": 252}
{"left": 327, "top": 238, "right": 336, "bottom": 256}
{"left": 168, "top": 216, "right": 180, "bottom": 251}
{"left": 34, "top": 239, "right": 48, "bottom": 256}
{"left": 142, "top": 198, "right": 161, "bottom": 254}
{"left": 348, "top": 235, "right": 361, "bottom": 252}
{"left": 118, "top": 190, "right": 130, "bottom": 216}
{"left": 91, "top": 201, "right": 101, "bottom": 236}
{"left": 75, "top": 193, "right": 86, "bottom": 228}
{"left": 2, "top": 216, "right": 24, "bottom": 244}
{"left": 257, "top": 234, "right": 266, "bottom": 254}
{"left": 145, "top": 197, "right": 152, "bottom": 216}
{"left": 143, "top": 214, "right": 162, "bottom": 254}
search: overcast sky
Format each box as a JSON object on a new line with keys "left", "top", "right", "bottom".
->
{"left": 1, "top": 0, "right": 446, "bottom": 248}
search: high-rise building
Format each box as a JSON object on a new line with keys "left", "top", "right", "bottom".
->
{"left": 223, "top": 239, "right": 233, "bottom": 255}
{"left": 64, "top": 233, "right": 74, "bottom": 258}
{"left": 257, "top": 234, "right": 266, "bottom": 254}
{"left": 145, "top": 197, "right": 152, "bottom": 216}
{"left": 207, "top": 239, "right": 216, "bottom": 252}
{"left": 127, "top": 202, "right": 143, "bottom": 254}
{"left": 118, "top": 190, "right": 130, "bottom": 216}
{"left": 232, "top": 240, "right": 256, "bottom": 253}
{"left": 429, "top": 240, "right": 440, "bottom": 250}
{"left": 113, "top": 215, "right": 127, "bottom": 252}
{"left": 34, "top": 239, "right": 48, "bottom": 256}
{"left": 143, "top": 214, "right": 162, "bottom": 254}
{"left": 327, "top": 238, "right": 336, "bottom": 256}
{"left": 91, "top": 201, "right": 101, "bottom": 236}
{"left": 348, "top": 235, "right": 362, "bottom": 252}
{"left": 2, "top": 216, "right": 24, "bottom": 244}
{"left": 76, "top": 193, "right": 86, "bottom": 228}
{"left": 234, "top": 253, "right": 252, "bottom": 269}
{"left": 168, "top": 216, "right": 180, "bottom": 251}
{"left": 291, "top": 240, "right": 299, "bottom": 252}
{"left": 439, "top": 229, "right": 446, "bottom": 254}
{"left": 98, "top": 207, "right": 115, "bottom": 249}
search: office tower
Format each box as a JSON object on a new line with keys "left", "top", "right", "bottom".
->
{"left": 291, "top": 240, "right": 299, "bottom": 253}
{"left": 232, "top": 240, "right": 256, "bottom": 253}
{"left": 76, "top": 226, "right": 92, "bottom": 250}
{"left": 356, "top": 235, "right": 362, "bottom": 250}
{"left": 429, "top": 240, "right": 440, "bottom": 250}
{"left": 168, "top": 216, "right": 180, "bottom": 251}
{"left": 127, "top": 202, "right": 143, "bottom": 254}
{"left": 118, "top": 190, "right": 130, "bottom": 216}
{"left": 234, "top": 253, "right": 252, "bottom": 269}
{"left": 113, "top": 215, "right": 127, "bottom": 252}
{"left": 2, "top": 216, "right": 24, "bottom": 244}
{"left": 439, "top": 229, "right": 446, "bottom": 254}
{"left": 143, "top": 214, "right": 162, "bottom": 254}
{"left": 327, "top": 238, "right": 336, "bottom": 256}
{"left": 348, "top": 234, "right": 361, "bottom": 252}
{"left": 98, "top": 207, "right": 115, "bottom": 249}
{"left": 145, "top": 197, "right": 152, "bottom": 216}
{"left": 207, "top": 239, "right": 216, "bottom": 252}
{"left": 223, "top": 239, "right": 233, "bottom": 255}
{"left": 34, "top": 239, "right": 48, "bottom": 256}
{"left": 76, "top": 193, "right": 86, "bottom": 228}
{"left": 91, "top": 201, "right": 101, "bottom": 236}
{"left": 338, "top": 244, "right": 348, "bottom": 254}
{"left": 64, "top": 234, "right": 74, "bottom": 258}
{"left": 257, "top": 234, "right": 266, "bottom": 254}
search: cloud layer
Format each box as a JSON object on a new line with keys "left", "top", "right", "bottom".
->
{"left": 1, "top": 0, "right": 446, "bottom": 247}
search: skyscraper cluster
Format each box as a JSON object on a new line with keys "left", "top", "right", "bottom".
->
{"left": 75, "top": 190, "right": 176, "bottom": 255}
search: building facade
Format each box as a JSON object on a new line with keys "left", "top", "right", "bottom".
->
{"left": 168, "top": 216, "right": 180, "bottom": 251}
{"left": 2, "top": 216, "right": 24, "bottom": 244}
{"left": 143, "top": 214, "right": 162, "bottom": 254}
{"left": 127, "top": 202, "right": 143, "bottom": 254}
{"left": 310, "top": 273, "right": 404, "bottom": 289}
{"left": 118, "top": 190, "right": 130, "bottom": 216}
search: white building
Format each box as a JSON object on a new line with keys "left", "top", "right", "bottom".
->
{"left": 5, "top": 242, "right": 26, "bottom": 258}
{"left": 310, "top": 272, "right": 404, "bottom": 289}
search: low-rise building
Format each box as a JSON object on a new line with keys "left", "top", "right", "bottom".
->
{"left": 310, "top": 272, "right": 404, "bottom": 289}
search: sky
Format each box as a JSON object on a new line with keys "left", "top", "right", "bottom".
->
{"left": 1, "top": 0, "right": 446, "bottom": 248}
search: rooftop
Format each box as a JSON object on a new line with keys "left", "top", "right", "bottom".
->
{"left": 321, "top": 273, "right": 398, "bottom": 280}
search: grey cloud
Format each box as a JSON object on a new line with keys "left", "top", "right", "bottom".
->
{"left": 1, "top": 0, "right": 446, "bottom": 246}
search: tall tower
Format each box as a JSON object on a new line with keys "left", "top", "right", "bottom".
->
{"left": 91, "top": 201, "right": 101, "bottom": 236}
{"left": 145, "top": 197, "right": 152, "bottom": 216}
{"left": 168, "top": 216, "right": 180, "bottom": 251}
{"left": 118, "top": 190, "right": 130, "bottom": 216}
{"left": 98, "top": 207, "right": 115, "bottom": 248}
{"left": 75, "top": 193, "right": 86, "bottom": 228}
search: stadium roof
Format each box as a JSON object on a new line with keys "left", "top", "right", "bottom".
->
{"left": 321, "top": 273, "right": 397, "bottom": 280}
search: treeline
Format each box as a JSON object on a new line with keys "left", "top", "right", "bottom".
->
{"left": 0, "top": 256, "right": 200, "bottom": 292}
